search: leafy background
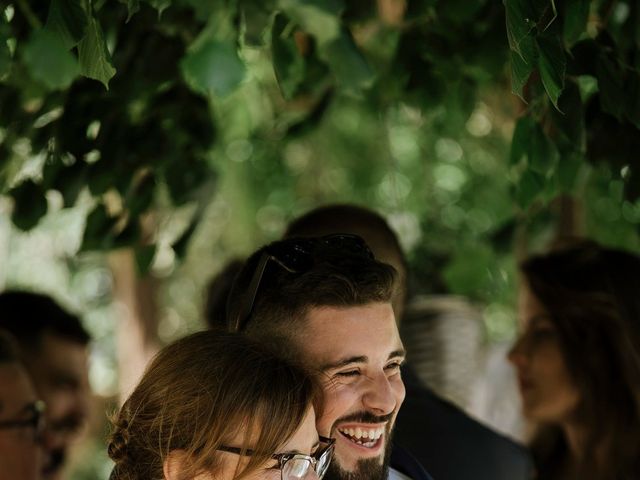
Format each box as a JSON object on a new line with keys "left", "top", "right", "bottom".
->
{"left": 1, "top": 0, "right": 639, "bottom": 477}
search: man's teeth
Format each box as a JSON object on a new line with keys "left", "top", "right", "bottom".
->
{"left": 338, "top": 426, "right": 384, "bottom": 442}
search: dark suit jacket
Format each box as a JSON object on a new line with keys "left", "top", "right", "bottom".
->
{"left": 391, "top": 443, "right": 435, "bottom": 480}
{"left": 395, "top": 366, "right": 534, "bottom": 480}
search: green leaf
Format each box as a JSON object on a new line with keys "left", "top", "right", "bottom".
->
{"left": 596, "top": 54, "right": 626, "bottom": 121}
{"left": 181, "top": 40, "right": 246, "bottom": 97}
{"left": 77, "top": 16, "right": 116, "bottom": 89}
{"left": 320, "top": 31, "right": 374, "bottom": 92}
{"left": 510, "top": 115, "right": 535, "bottom": 165}
{"left": 536, "top": 34, "right": 566, "bottom": 109}
{"left": 626, "top": 72, "right": 640, "bottom": 128}
{"left": 241, "top": 0, "right": 276, "bottom": 46}
{"left": 112, "top": 220, "right": 140, "bottom": 249}
{"left": 510, "top": 33, "right": 536, "bottom": 99}
{"left": 88, "top": 160, "right": 116, "bottom": 196}
{"left": 135, "top": 244, "right": 156, "bottom": 275}
{"left": 514, "top": 168, "right": 546, "bottom": 208}
{"left": 286, "top": 89, "right": 333, "bottom": 136}
{"left": 439, "top": 0, "right": 483, "bottom": 23}
{"left": 625, "top": 169, "right": 640, "bottom": 203}
{"left": 121, "top": 0, "right": 140, "bottom": 21}
{"left": 52, "top": 161, "right": 89, "bottom": 207}
{"left": 563, "top": 0, "right": 589, "bottom": 46}
{"left": 567, "top": 39, "right": 597, "bottom": 76}
{"left": 172, "top": 215, "right": 199, "bottom": 260}
{"left": 23, "top": 29, "right": 79, "bottom": 90}
{"left": 556, "top": 151, "right": 584, "bottom": 192}
{"left": 278, "top": 0, "right": 343, "bottom": 45}
{"left": 81, "top": 203, "right": 117, "bottom": 251}
{"left": 550, "top": 80, "right": 585, "bottom": 151}
{"left": 529, "top": 122, "right": 558, "bottom": 174}
{"left": 45, "top": 0, "right": 89, "bottom": 49}
{"left": 10, "top": 180, "right": 48, "bottom": 231}
{"left": 1, "top": 16, "right": 14, "bottom": 78}
{"left": 505, "top": 0, "right": 537, "bottom": 57}
{"left": 146, "top": 0, "right": 171, "bottom": 15}
{"left": 271, "top": 14, "right": 305, "bottom": 99}
{"left": 0, "top": 35, "right": 10, "bottom": 78}
{"left": 126, "top": 172, "right": 155, "bottom": 216}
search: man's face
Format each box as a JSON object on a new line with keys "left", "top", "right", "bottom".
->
{"left": 0, "top": 363, "right": 44, "bottom": 480}
{"left": 25, "top": 334, "right": 89, "bottom": 480}
{"left": 296, "top": 302, "right": 405, "bottom": 480}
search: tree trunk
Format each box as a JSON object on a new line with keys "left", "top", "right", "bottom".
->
{"left": 108, "top": 249, "right": 160, "bottom": 402}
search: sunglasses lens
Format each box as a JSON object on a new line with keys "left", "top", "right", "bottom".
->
{"left": 270, "top": 243, "right": 313, "bottom": 272}
{"left": 322, "top": 235, "right": 372, "bottom": 258}
{"left": 283, "top": 457, "right": 312, "bottom": 480}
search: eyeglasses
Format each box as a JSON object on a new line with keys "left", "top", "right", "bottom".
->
{"left": 218, "top": 436, "right": 335, "bottom": 480}
{"left": 0, "top": 400, "right": 46, "bottom": 441}
{"left": 230, "top": 234, "right": 374, "bottom": 332}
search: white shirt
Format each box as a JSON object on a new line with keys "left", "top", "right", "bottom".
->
{"left": 389, "top": 467, "right": 413, "bottom": 480}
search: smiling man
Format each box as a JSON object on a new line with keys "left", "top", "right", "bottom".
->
{"left": 226, "top": 235, "right": 432, "bottom": 480}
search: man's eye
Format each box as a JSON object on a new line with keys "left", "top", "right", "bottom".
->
{"left": 336, "top": 370, "right": 360, "bottom": 377}
{"left": 385, "top": 362, "right": 403, "bottom": 372}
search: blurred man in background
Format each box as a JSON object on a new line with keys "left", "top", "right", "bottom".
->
{"left": 0, "top": 291, "right": 90, "bottom": 480}
{"left": 0, "top": 330, "right": 45, "bottom": 480}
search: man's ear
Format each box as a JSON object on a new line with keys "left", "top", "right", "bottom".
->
{"left": 163, "top": 450, "right": 189, "bottom": 480}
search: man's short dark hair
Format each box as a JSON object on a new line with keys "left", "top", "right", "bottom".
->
{"left": 0, "top": 330, "right": 21, "bottom": 364}
{"left": 0, "top": 291, "right": 90, "bottom": 351}
{"left": 227, "top": 235, "right": 397, "bottom": 341}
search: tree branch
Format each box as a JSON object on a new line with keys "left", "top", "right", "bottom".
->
{"left": 15, "top": 0, "right": 42, "bottom": 29}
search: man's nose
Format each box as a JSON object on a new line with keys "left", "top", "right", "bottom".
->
{"left": 362, "top": 372, "right": 397, "bottom": 414}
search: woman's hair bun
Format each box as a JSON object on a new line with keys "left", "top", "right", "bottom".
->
{"left": 108, "top": 418, "right": 131, "bottom": 464}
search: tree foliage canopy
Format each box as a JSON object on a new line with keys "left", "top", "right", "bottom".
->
{"left": 1, "top": 0, "right": 638, "bottom": 292}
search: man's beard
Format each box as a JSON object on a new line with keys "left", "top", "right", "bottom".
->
{"left": 323, "top": 412, "right": 394, "bottom": 480}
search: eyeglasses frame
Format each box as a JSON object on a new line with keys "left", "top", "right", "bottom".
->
{"left": 217, "top": 436, "right": 335, "bottom": 479}
{"left": 0, "top": 400, "right": 46, "bottom": 440}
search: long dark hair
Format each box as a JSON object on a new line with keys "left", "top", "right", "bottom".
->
{"left": 521, "top": 242, "right": 640, "bottom": 479}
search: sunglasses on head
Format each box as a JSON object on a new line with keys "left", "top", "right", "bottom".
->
{"left": 218, "top": 436, "right": 335, "bottom": 480}
{"left": 230, "top": 234, "right": 374, "bottom": 333}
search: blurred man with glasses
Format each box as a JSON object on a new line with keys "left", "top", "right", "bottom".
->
{"left": 227, "top": 235, "right": 433, "bottom": 480}
{"left": 0, "top": 330, "right": 45, "bottom": 480}
{"left": 0, "top": 291, "right": 90, "bottom": 480}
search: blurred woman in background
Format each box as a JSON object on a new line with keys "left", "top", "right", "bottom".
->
{"left": 108, "top": 330, "right": 333, "bottom": 480}
{"left": 509, "top": 241, "right": 640, "bottom": 480}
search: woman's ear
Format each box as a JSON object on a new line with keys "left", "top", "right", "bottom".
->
{"left": 163, "top": 450, "right": 189, "bottom": 480}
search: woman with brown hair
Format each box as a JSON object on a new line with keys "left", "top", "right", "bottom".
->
{"left": 508, "top": 241, "right": 640, "bottom": 480}
{"left": 108, "top": 330, "right": 334, "bottom": 480}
